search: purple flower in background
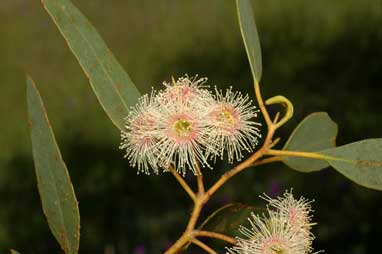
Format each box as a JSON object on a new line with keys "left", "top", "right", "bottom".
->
{"left": 133, "top": 245, "right": 146, "bottom": 254}
{"left": 267, "top": 181, "right": 282, "bottom": 197}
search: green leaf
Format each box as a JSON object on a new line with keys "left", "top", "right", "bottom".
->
{"left": 10, "top": 250, "right": 21, "bottom": 254}
{"left": 199, "top": 203, "right": 264, "bottom": 237}
{"left": 321, "top": 139, "right": 382, "bottom": 191}
{"left": 27, "top": 77, "right": 80, "bottom": 254}
{"left": 236, "top": 0, "right": 262, "bottom": 83}
{"left": 282, "top": 112, "right": 338, "bottom": 172}
{"left": 42, "top": 0, "right": 141, "bottom": 130}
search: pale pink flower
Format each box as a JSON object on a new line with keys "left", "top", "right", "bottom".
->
{"left": 155, "top": 98, "right": 215, "bottom": 176}
{"left": 227, "top": 191, "right": 317, "bottom": 254}
{"left": 228, "top": 212, "right": 312, "bottom": 254}
{"left": 120, "top": 93, "right": 160, "bottom": 175}
{"left": 261, "top": 190, "right": 315, "bottom": 250}
{"left": 159, "top": 75, "right": 214, "bottom": 107}
{"left": 261, "top": 190, "right": 313, "bottom": 230}
{"left": 207, "top": 87, "right": 262, "bottom": 163}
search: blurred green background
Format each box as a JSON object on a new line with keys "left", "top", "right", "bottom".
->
{"left": 1, "top": 0, "right": 381, "bottom": 253}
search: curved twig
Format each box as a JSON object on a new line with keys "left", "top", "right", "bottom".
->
{"left": 193, "top": 230, "right": 237, "bottom": 245}
{"left": 191, "top": 238, "right": 217, "bottom": 254}
{"left": 169, "top": 165, "right": 196, "bottom": 202}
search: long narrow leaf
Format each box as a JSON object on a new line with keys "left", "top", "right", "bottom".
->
{"left": 42, "top": 0, "right": 141, "bottom": 130}
{"left": 236, "top": 0, "right": 262, "bottom": 83}
{"left": 27, "top": 77, "right": 80, "bottom": 254}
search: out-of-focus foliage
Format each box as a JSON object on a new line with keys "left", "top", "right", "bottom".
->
{"left": 0, "top": 0, "right": 381, "bottom": 254}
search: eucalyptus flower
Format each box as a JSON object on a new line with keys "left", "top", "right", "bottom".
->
{"left": 120, "top": 92, "right": 161, "bottom": 175}
{"left": 159, "top": 75, "right": 214, "bottom": 107}
{"left": 228, "top": 212, "right": 309, "bottom": 254}
{"left": 261, "top": 190, "right": 313, "bottom": 231}
{"left": 207, "top": 87, "right": 262, "bottom": 163}
{"left": 227, "top": 191, "right": 316, "bottom": 254}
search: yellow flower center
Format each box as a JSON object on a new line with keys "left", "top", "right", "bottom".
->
{"left": 270, "top": 245, "right": 284, "bottom": 254}
{"left": 218, "top": 110, "right": 235, "bottom": 126}
{"left": 173, "top": 119, "right": 192, "bottom": 137}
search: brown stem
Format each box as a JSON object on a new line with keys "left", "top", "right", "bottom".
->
{"left": 266, "top": 149, "right": 331, "bottom": 160}
{"left": 253, "top": 156, "right": 282, "bottom": 166}
{"left": 191, "top": 238, "right": 217, "bottom": 254}
{"left": 273, "top": 112, "right": 280, "bottom": 124}
{"left": 169, "top": 165, "right": 196, "bottom": 202}
{"left": 166, "top": 201, "right": 203, "bottom": 253}
{"left": 195, "top": 162, "right": 205, "bottom": 194}
{"left": 197, "top": 175, "right": 205, "bottom": 194}
{"left": 269, "top": 137, "right": 281, "bottom": 149}
{"left": 255, "top": 80, "right": 272, "bottom": 128}
{"left": 193, "top": 230, "right": 237, "bottom": 245}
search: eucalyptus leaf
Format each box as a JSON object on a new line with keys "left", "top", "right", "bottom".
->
{"left": 236, "top": 0, "right": 262, "bottom": 83}
{"left": 321, "top": 139, "right": 382, "bottom": 191}
{"left": 42, "top": 0, "right": 141, "bottom": 130}
{"left": 282, "top": 112, "right": 338, "bottom": 172}
{"left": 199, "top": 203, "right": 264, "bottom": 237}
{"left": 27, "top": 77, "right": 80, "bottom": 254}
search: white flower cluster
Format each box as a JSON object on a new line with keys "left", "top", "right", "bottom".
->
{"left": 120, "top": 75, "right": 262, "bottom": 176}
{"left": 228, "top": 190, "right": 317, "bottom": 254}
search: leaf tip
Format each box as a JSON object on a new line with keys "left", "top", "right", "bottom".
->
{"left": 26, "top": 74, "right": 37, "bottom": 94}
